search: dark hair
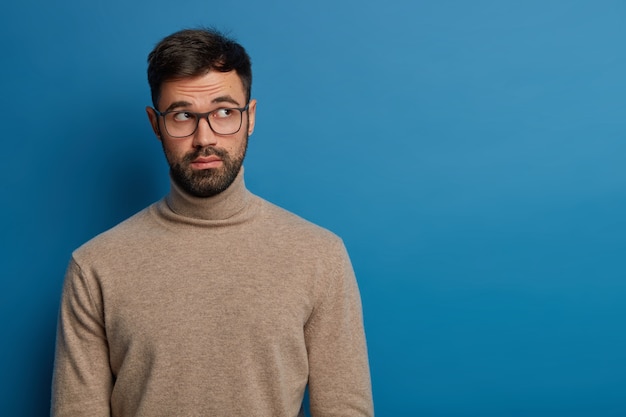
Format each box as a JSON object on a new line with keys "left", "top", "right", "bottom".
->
{"left": 147, "top": 28, "right": 252, "bottom": 108}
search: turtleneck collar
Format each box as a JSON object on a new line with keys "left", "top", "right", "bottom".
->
{"left": 165, "top": 167, "right": 250, "bottom": 221}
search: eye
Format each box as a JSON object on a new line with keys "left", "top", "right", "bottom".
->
{"left": 171, "top": 111, "right": 194, "bottom": 122}
{"left": 213, "top": 108, "right": 234, "bottom": 119}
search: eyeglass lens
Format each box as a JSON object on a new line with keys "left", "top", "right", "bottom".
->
{"left": 163, "top": 109, "right": 244, "bottom": 137}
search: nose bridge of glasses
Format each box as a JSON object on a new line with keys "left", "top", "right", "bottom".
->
{"left": 197, "top": 111, "right": 213, "bottom": 130}
{"left": 194, "top": 111, "right": 218, "bottom": 136}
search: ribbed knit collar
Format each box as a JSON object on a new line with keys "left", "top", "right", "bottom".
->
{"left": 164, "top": 167, "right": 250, "bottom": 221}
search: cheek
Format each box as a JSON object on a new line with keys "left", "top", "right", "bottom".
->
{"left": 161, "top": 140, "right": 189, "bottom": 162}
{"left": 162, "top": 138, "right": 188, "bottom": 153}
{"left": 231, "top": 135, "right": 249, "bottom": 158}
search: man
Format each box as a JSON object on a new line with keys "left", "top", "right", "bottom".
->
{"left": 51, "top": 28, "right": 373, "bottom": 416}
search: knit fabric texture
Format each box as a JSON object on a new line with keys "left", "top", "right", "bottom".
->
{"left": 51, "top": 170, "right": 373, "bottom": 417}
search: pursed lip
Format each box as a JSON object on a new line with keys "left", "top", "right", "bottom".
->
{"left": 191, "top": 155, "right": 223, "bottom": 169}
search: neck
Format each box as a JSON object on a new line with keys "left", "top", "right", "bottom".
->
{"left": 165, "top": 168, "right": 249, "bottom": 221}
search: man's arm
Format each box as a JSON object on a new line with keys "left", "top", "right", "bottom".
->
{"left": 51, "top": 258, "right": 113, "bottom": 417}
{"left": 304, "top": 241, "right": 374, "bottom": 416}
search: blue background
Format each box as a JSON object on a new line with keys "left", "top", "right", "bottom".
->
{"left": 2, "top": 1, "right": 625, "bottom": 415}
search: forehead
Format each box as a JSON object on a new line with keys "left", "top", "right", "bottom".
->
{"left": 158, "top": 70, "right": 246, "bottom": 107}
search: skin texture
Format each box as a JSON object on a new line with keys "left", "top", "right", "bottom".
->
{"left": 146, "top": 70, "right": 257, "bottom": 197}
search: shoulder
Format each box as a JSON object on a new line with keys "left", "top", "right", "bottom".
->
{"left": 72, "top": 203, "right": 159, "bottom": 264}
{"left": 252, "top": 195, "right": 346, "bottom": 253}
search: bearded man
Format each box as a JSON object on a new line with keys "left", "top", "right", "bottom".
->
{"left": 51, "top": 28, "right": 373, "bottom": 417}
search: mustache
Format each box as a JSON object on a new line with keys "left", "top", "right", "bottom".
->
{"left": 183, "top": 147, "right": 229, "bottom": 163}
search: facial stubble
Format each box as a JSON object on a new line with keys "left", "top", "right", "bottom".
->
{"left": 164, "top": 132, "right": 248, "bottom": 198}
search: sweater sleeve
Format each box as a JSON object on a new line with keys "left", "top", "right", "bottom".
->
{"left": 304, "top": 241, "right": 374, "bottom": 417}
{"left": 51, "top": 257, "right": 113, "bottom": 417}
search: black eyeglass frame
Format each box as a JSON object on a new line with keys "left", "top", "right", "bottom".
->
{"left": 153, "top": 103, "right": 250, "bottom": 138}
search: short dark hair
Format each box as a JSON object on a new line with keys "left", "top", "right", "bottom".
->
{"left": 147, "top": 28, "right": 252, "bottom": 108}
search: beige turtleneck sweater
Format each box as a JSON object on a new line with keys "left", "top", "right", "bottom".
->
{"left": 51, "top": 170, "right": 373, "bottom": 417}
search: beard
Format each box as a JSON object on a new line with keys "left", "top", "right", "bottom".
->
{"left": 164, "top": 135, "right": 248, "bottom": 198}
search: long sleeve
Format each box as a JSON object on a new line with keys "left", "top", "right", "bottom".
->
{"left": 49, "top": 181, "right": 372, "bottom": 416}
{"left": 304, "top": 241, "right": 374, "bottom": 416}
{"left": 51, "top": 258, "right": 113, "bottom": 417}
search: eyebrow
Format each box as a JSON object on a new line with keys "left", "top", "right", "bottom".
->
{"left": 163, "top": 96, "right": 242, "bottom": 113}
{"left": 164, "top": 101, "right": 192, "bottom": 112}
{"left": 211, "top": 95, "right": 241, "bottom": 106}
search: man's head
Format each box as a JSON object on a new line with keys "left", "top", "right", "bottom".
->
{"left": 147, "top": 28, "right": 252, "bottom": 107}
{"left": 146, "top": 28, "right": 256, "bottom": 198}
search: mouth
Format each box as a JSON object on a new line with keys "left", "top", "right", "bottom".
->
{"left": 191, "top": 155, "right": 223, "bottom": 170}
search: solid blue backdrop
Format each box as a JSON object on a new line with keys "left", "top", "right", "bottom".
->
{"left": 2, "top": 1, "right": 625, "bottom": 415}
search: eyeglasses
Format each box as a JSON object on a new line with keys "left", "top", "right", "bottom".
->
{"left": 153, "top": 104, "right": 250, "bottom": 138}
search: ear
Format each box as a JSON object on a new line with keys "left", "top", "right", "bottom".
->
{"left": 247, "top": 99, "right": 257, "bottom": 136}
{"left": 146, "top": 107, "right": 161, "bottom": 140}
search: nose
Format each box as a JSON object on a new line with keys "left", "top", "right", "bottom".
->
{"left": 192, "top": 117, "right": 218, "bottom": 148}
